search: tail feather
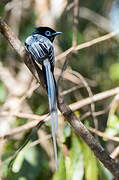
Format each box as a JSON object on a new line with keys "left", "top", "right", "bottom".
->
{"left": 43, "top": 59, "right": 58, "bottom": 170}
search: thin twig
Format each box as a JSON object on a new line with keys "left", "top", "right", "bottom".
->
{"left": 70, "top": 70, "right": 98, "bottom": 128}
{"left": 4, "top": 120, "right": 44, "bottom": 170}
{"left": 0, "top": 108, "right": 108, "bottom": 140}
{"left": 89, "top": 127, "right": 119, "bottom": 142}
{"left": 65, "top": 5, "right": 111, "bottom": 33}
{"left": 56, "top": 29, "right": 119, "bottom": 61}
{"left": 70, "top": 86, "right": 119, "bottom": 111}
{"left": 57, "top": 57, "right": 69, "bottom": 86}
{"left": 55, "top": 67, "right": 85, "bottom": 85}
{"left": 61, "top": 85, "right": 81, "bottom": 96}
{"left": 65, "top": 2, "right": 74, "bottom": 11}
{"left": 72, "top": 0, "right": 79, "bottom": 46}
{"left": 110, "top": 146, "right": 119, "bottom": 159}
{"left": 80, "top": 108, "right": 108, "bottom": 121}
{"left": 30, "top": 134, "right": 52, "bottom": 147}
{"left": 79, "top": 7, "right": 110, "bottom": 32}
{"left": 0, "top": 113, "right": 49, "bottom": 140}
{"left": 108, "top": 94, "right": 119, "bottom": 120}
{"left": 0, "top": 86, "right": 118, "bottom": 139}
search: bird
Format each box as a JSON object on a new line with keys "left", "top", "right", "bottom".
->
{"left": 25, "top": 27, "right": 62, "bottom": 170}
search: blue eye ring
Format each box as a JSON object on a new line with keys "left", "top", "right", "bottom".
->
{"left": 45, "top": 30, "right": 51, "bottom": 36}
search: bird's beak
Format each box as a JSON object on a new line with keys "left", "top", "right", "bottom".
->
{"left": 52, "top": 32, "right": 62, "bottom": 36}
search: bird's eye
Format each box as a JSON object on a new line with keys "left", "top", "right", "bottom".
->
{"left": 45, "top": 31, "right": 51, "bottom": 36}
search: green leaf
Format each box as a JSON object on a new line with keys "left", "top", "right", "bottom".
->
{"left": 109, "top": 63, "right": 119, "bottom": 81}
{"left": 65, "top": 156, "right": 72, "bottom": 180}
{"left": 104, "top": 115, "right": 119, "bottom": 137}
{"left": 1, "top": 158, "right": 12, "bottom": 177}
{"left": 18, "top": 177, "right": 27, "bottom": 180}
{"left": 104, "top": 127, "right": 118, "bottom": 138}
{"left": 0, "top": 82, "right": 7, "bottom": 103}
{"left": 71, "top": 134, "right": 84, "bottom": 180}
{"left": 98, "top": 161, "right": 113, "bottom": 180}
{"left": 12, "top": 142, "right": 30, "bottom": 173}
{"left": 107, "top": 115, "right": 119, "bottom": 128}
{"left": 82, "top": 142, "right": 98, "bottom": 180}
{"left": 61, "top": 124, "right": 71, "bottom": 143}
{"left": 53, "top": 151, "right": 66, "bottom": 180}
{"left": 36, "top": 104, "right": 46, "bottom": 115}
{"left": 63, "top": 124, "right": 71, "bottom": 138}
{"left": 24, "top": 144, "right": 39, "bottom": 166}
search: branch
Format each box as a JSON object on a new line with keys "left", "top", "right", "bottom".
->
{"left": 0, "top": 113, "right": 48, "bottom": 140}
{"left": 70, "top": 86, "right": 119, "bottom": 111}
{"left": 110, "top": 146, "right": 119, "bottom": 159}
{"left": 1, "top": 17, "right": 119, "bottom": 178}
{"left": 89, "top": 127, "right": 119, "bottom": 142}
{"left": 72, "top": 0, "right": 79, "bottom": 46}
{"left": 80, "top": 108, "right": 108, "bottom": 121}
{"left": 0, "top": 17, "right": 42, "bottom": 84}
{"left": 0, "top": 17, "right": 24, "bottom": 57}
{"left": 0, "top": 85, "right": 118, "bottom": 140}
{"left": 79, "top": 7, "right": 110, "bottom": 32}
{"left": 0, "top": 84, "right": 116, "bottom": 140}
{"left": 57, "top": 95, "right": 119, "bottom": 178}
{"left": 70, "top": 70, "right": 98, "bottom": 128}
{"left": 66, "top": 5, "right": 110, "bottom": 32}
{"left": 56, "top": 29, "right": 119, "bottom": 61}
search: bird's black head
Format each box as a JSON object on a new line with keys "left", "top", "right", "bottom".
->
{"left": 32, "top": 27, "right": 62, "bottom": 42}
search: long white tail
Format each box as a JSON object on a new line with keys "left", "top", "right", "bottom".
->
{"left": 43, "top": 59, "right": 58, "bottom": 170}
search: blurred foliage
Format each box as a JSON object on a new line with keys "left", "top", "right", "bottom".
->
{"left": 0, "top": 81, "right": 7, "bottom": 103}
{"left": 0, "top": 0, "right": 119, "bottom": 179}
